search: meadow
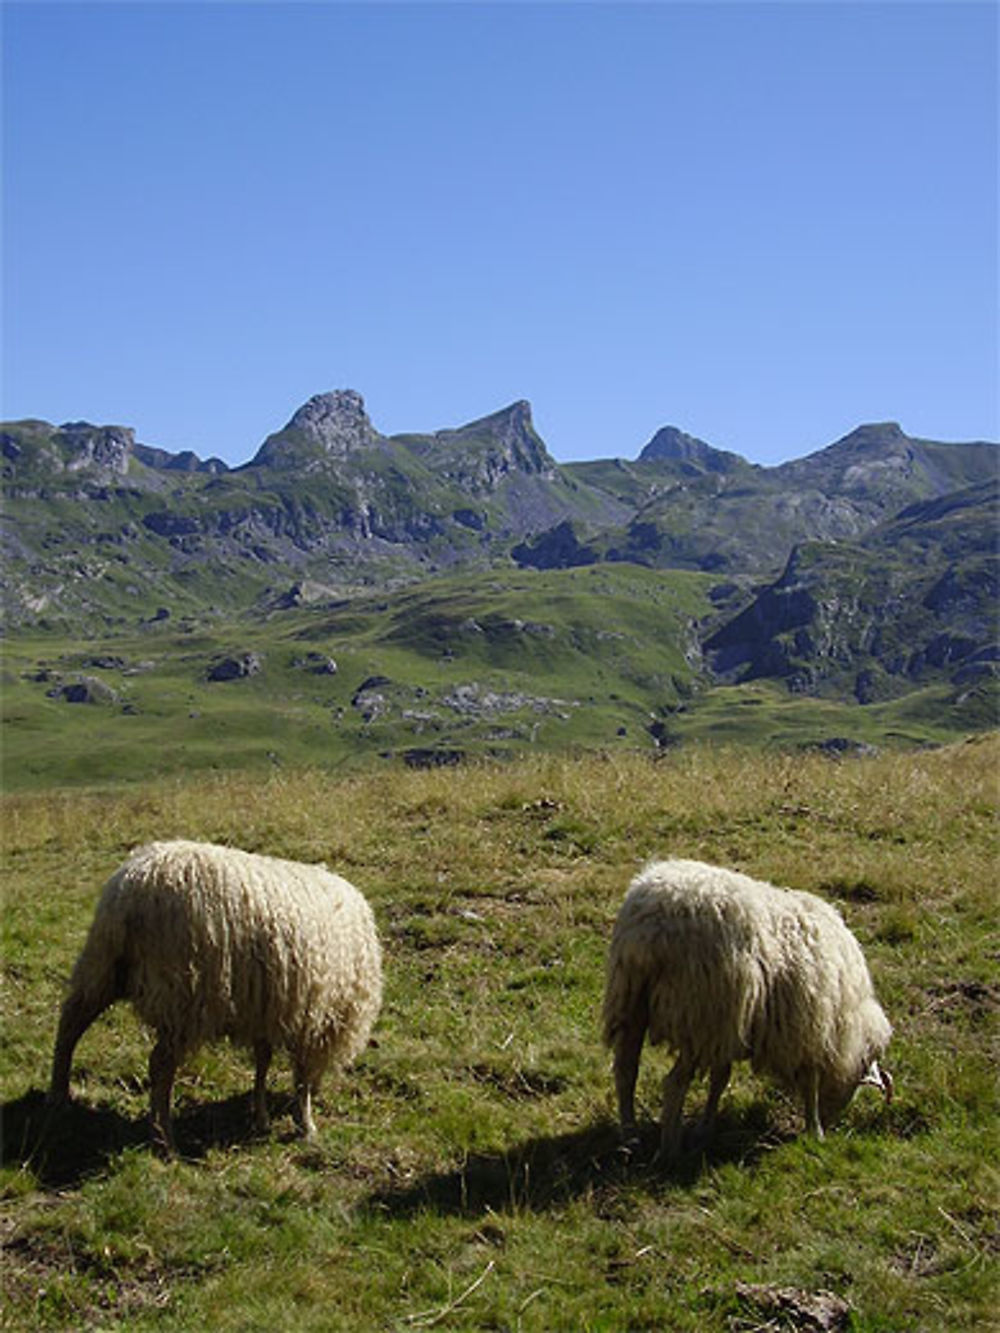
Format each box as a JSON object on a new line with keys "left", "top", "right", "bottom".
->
{"left": 1, "top": 739, "right": 997, "bottom": 1329}
{"left": 5, "top": 562, "right": 994, "bottom": 796}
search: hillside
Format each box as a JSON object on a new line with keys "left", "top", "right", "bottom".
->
{"left": 1, "top": 565, "right": 714, "bottom": 789}
{"left": 705, "top": 480, "right": 999, "bottom": 707}
{"left": 2, "top": 390, "right": 997, "bottom": 763}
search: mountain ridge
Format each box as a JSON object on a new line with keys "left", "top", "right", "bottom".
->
{"left": 3, "top": 388, "right": 996, "bottom": 741}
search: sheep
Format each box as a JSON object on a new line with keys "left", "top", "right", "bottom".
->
{"left": 48, "top": 839, "right": 382, "bottom": 1153}
{"left": 602, "top": 858, "right": 893, "bottom": 1158}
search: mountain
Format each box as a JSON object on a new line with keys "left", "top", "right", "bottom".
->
{"left": 773, "top": 422, "right": 998, "bottom": 514}
{"left": 0, "top": 394, "right": 630, "bottom": 630}
{"left": 2, "top": 390, "right": 996, "bottom": 745}
{"left": 638, "top": 424, "right": 751, "bottom": 475}
{"left": 549, "top": 422, "right": 997, "bottom": 579}
{"left": 705, "top": 479, "right": 999, "bottom": 703}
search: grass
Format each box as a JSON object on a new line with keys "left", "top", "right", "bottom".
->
{"left": 3, "top": 563, "right": 992, "bottom": 796}
{"left": 1, "top": 738, "right": 998, "bottom": 1329}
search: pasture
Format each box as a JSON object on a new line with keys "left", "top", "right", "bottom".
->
{"left": 2, "top": 740, "right": 997, "bottom": 1329}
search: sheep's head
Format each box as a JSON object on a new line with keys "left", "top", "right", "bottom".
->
{"left": 818, "top": 997, "right": 893, "bottom": 1128}
{"left": 818, "top": 1056, "right": 893, "bottom": 1128}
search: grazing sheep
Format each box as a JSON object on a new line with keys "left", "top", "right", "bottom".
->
{"left": 602, "top": 859, "right": 892, "bottom": 1158}
{"left": 48, "top": 840, "right": 382, "bottom": 1152}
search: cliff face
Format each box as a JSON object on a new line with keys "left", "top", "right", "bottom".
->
{"left": 705, "top": 481, "right": 999, "bottom": 700}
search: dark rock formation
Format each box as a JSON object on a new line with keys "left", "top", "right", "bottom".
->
{"left": 207, "top": 653, "right": 262, "bottom": 682}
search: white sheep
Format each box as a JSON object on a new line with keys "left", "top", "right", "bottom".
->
{"left": 48, "top": 840, "right": 383, "bottom": 1152}
{"left": 602, "top": 858, "right": 893, "bottom": 1158}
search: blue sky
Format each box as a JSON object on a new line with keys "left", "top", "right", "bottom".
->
{"left": 4, "top": 1, "right": 997, "bottom": 466}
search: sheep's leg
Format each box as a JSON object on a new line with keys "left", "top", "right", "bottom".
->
{"left": 292, "top": 1059, "right": 318, "bottom": 1142}
{"left": 612, "top": 1013, "right": 647, "bottom": 1146}
{"left": 657, "top": 1052, "right": 696, "bottom": 1160}
{"left": 252, "top": 1039, "right": 272, "bottom": 1134}
{"left": 694, "top": 1061, "right": 732, "bottom": 1147}
{"left": 48, "top": 983, "right": 117, "bottom": 1105}
{"left": 148, "top": 1037, "right": 179, "bottom": 1156}
{"left": 803, "top": 1068, "right": 824, "bottom": 1139}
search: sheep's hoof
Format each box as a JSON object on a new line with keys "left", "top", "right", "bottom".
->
{"left": 149, "top": 1125, "right": 176, "bottom": 1159}
{"left": 617, "top": 1125, "right": 641, "bottom": 1157}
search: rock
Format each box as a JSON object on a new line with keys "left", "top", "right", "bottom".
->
{"left": 57, "top": 422, "right": 134, "bottom": 476}
{"left": 50, "top": 676, "right": 119, "bottom": 705}
{"left": 133, "top": 442, "right": 228, "bottom": 473}
{"left": 207, "top": 653, "right": 262, "bottom": 682}
{"left": 452, "top": 507, "right": 485, "bottom": 530}
{"left": 294, "top": 651, "right": 338, "bottom": 675}
{"left": 253, "top": 389, "right": 379, "bottom": 466}
{"left": 811, "top": 736, "right": 880, "bottom": 757}
{"left": 142, "top": 511, "right": 201, "bottom": 538}
{"left": 270, "top": 580, "right": 337, "bottom": 610}
{"left": 732, "top": 1283, "right": 852, "bottom": 1332}
{"left": 402, "top": 747, "right": 463, "bottom": 768}
{"left": 81, "top": 654, "right": 126, "bottom": 670}
{"left": 352, "top": 675, "right": 394, "bottom": 722}
{"left": 414, "top": 400, "right": 557, "bottom": 492}
{"left": 512, "top": 520, "right": 599, "bottom": 570}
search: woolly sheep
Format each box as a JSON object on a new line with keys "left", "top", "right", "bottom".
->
{"left": 48, "top": 839, "right": 382, "bottom": 1152}
{"left": 602, "top": 858, "right": 893, "bottom": 1158}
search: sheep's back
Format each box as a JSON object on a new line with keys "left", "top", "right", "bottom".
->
{"left": 607, "top": 859, "right": 880, "bottom": 1076}
{"left": 96, "top": 841, "right": 381, "bottom": 1056}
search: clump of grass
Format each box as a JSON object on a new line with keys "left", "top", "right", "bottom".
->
{"left": 2, "top": 738, "right": 997, "bottom": 1329}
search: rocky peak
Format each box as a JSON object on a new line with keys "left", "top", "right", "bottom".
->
{"left": 639, "top": 425, "right": 744, "bottom": 474}
{"left": 250, "top": 389, "right": 381, "bottom": 469}
{"left": 828, "top": 422, "right": 908, "bottom": 455}
{"left": 57, "top": 422, "right": 134, "bottom": 476}
{"left": 445, "top": 400, "right": 554, "bottom": 477}
{"left": 285, "top": 389, "right": 379, "bottom": 453}
{"left": 489, "top": 400, "right": 548, "bottom": 472}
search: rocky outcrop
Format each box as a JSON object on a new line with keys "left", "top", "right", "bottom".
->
{"left": 252, "top": 390, "right": 381, "bottom": 468}
{"left": 398, "top": 400, "right": 557, "bottom": 493}
{"left": 639, "top": 425, "right": 748, "bottom": 475}
{"left": 48, "top": 675, "right": 120, "bottom": 705}
{"left": 512, "top": 520, "right": 599, "bottom": 569}
{"left": 57, "top": 423, "right": 135, "bottom": 476}
{"left": 133, "top": 442, "right": 228, "bottom": 474}
{"left": 206, "top": 653, "right": 262, "bottom": 682}
{"left": 705, "top": 531, "right": 998, "bottom": 698}
{"left": 774, "top": 422, "right": 998, "bottom": 514}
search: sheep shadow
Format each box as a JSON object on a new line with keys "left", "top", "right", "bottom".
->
{"left": 367, "top": 1105, "right": 789, "bottom": 1220}
{"left": 1, "top": 1089, "right": 299, "bottom": 1186}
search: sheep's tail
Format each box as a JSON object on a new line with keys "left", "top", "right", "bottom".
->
{"left": 602, "top": 936, "right": 649, "bottom": 1048}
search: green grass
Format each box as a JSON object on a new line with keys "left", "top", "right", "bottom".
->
{"left": 2, "top": 740, "right": 998, "bottom": 1329}
{"left": 3, "top": 564, "right": 993, "bottom": 794}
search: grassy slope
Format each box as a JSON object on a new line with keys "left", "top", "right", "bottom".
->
{"left": 2, "top": 739, "right": 997, "bottom": 1330}
{"left": 2, "top": 566, "right": 713, "bottom": 790}
{"left": 3, "top": 564, "right": 992, "bottom": 795}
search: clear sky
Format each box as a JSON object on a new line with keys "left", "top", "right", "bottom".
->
{"left": 3, "top": 1, "right": 997, "bottom": 467}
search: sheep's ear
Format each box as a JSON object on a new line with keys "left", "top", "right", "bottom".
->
{"left": 860, "top": 1060, "right": 893, "bottom": 1103}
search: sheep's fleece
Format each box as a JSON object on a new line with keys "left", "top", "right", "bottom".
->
{"left": 602, "top": 858, "right": 893, "bottom": 1156}
{"left": 49, "top": 840, "right": 382, "bottom": 1149}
